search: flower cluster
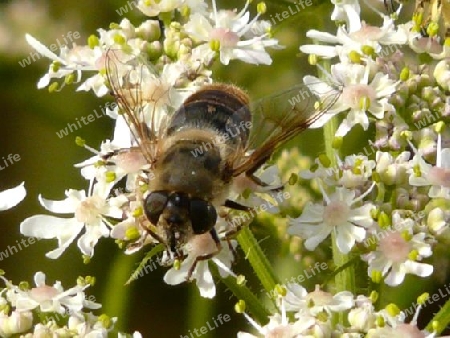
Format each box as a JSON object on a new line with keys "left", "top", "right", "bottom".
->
{"left": 21, "top": 0, "right": 283, "bottom": 300}
{"left": 0, "top": 271, "right": 140, "bottom": 337}
{"left": 15, "top": 0, "right": 450, "bottom": 336}
{"left": 287, "top": 0, "right": 450, "bottom": 291}
{"left": 238, "top": 283, "right": 433, "bottom": 337}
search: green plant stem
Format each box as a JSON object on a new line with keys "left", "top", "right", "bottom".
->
{"left": 101, "top": 252, "right": 140, "bottom": 332}
{"left": 323, "top": 117, "right": 355, "bottom": 328}
{"left": 237, "top": 226, "right": 281, "bottom": 296}
{"left": 211, "top": 264, "right": 270, "bottom": 325}
{"left": 426, "top": 296, "right": 450, "bottom": 334}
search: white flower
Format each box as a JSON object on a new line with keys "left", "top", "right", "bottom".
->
{"left": 330, "top": 0, "right": 360, "bottom": 24}
{"left": 20, "top": 187, "right": 124, "bottom": 258}
{"left": 25, "top": 34, "right": 108, "bottom": 95}
{"left": 409, "top": 134, "right": 450, "bottom": 199}
{"left": 137, "top": 0, "right": 183, "bottom": 17}
{"left": 300, "top": 9, "right": 407, "bottom": 61}
{"left": 362, "top": 213, "right": 433, "bottom": 286}
{"left": 288, "top": 185, "right": 375, "bottom": 254}
{"left": 338, "top": 155, "right": 376, "bottom": 188}
{"left": 184, "top": 0, "right": 281, "bottom": 65}
{"left": 164, "top": 227, "right": 235, "bottom": 298}
{"left": 284, "top": 284, "right": 354, "bottom": 316}
{"left": 237, "top": 313, "right": 318, "bottom": 338}
{"left": 2, "top": 272, "right": 100, "bottom": 314}
{"left": 305, "top": 63, "right": 398, "bottom": 136}
{"left": 0, "top": 182, "right": 26, "bottom": 211}
{"left": 434, "top": 59, "right": 450, "bottom": 91}
{"left": 238, "top": 290, "right": 333, "bottom": 337}
{"left": 348, "top": 296, "right": 376, "bottom": 331}
{"left": 0, "top": 310, "right": 33, "bottom": 337}
{"left": 376, "top": 151, "right": 411, "bottom": 185}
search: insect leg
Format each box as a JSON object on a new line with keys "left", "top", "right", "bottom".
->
{"left": 224, "top": 199, "right": 252, "bottom": 211}
{"left": 246, "top": 173, "right": 284, "bottom": 192}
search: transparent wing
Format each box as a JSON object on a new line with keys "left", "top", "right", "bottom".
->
{"left": 105, "top": 49, "right": 175, "bottom": 164}
{"left": 230, "top": 81, "right": 341, "bottom": 176}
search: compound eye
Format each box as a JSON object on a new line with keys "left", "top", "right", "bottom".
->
{"left": 144, "top": 191, "right": 169, "bottom": 225}
{"left": 189, "top": 199, "right": 217, "bottom": 234}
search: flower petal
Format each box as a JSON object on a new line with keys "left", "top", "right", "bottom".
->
{"left": 0, "top": 182, "right": 26, "bottom": 210}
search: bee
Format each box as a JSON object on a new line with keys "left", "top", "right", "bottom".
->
{"left": 105, "top": 50, "right": 339, "bottom": 276}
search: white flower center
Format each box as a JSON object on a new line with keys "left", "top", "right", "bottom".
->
{"left": 30, "top": 285, "right": 59, "bottom": 302}
{"left": 428, "top": 166, "right": 450, "bottom": 188}
{"left": 342, "top": 84, "right": 376, "bottom": 110}
{"left": 323, "top": 201, "right": 350, "bottom": 227}
{"left": 349, "top": 24, "right": 382, "bottom": 42}
{"left": 115, "top": 151, "right": 147, "bottom": 173}
{"left": 266, "top": 325, "right": 294, "bottom": 338}
{"left": 396, "top": 323, "right": 426, "bottom": 338}
{"left": 306, "top": 288, "right": 333, "bottom": 306}
{"left": 75, "top": 196, "right": 104, "bottom": 224}
{"left": 186, "top": 232, "right": 216, "bottom": 258}
{"left": 210, "top": 28, "right": 239, "bottom": 48}
{"left": 378, "top": 232, "right": 410, "bottom": 263}
{"left": 142, "top": 80, "right": 172, "bottom": 108}
{"left": 411, "top": 37, "right": 443, "bottom": 54}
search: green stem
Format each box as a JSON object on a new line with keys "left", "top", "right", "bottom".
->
{"left": 426, "top": 296, "right": 450, "bottom": 334}
{"left": 323, "top": 117, "right": 355, "bottom": 326}
{"left": 211, "top": 264, "right": 270, "bottom": 325}
{"left": 237, "top": 226, "right": 281, "bottom": 296}
{"left": 319, "top": 55, "right": 356, "bottom": 296}
{"left": 101, "top": 252, "right": 140, "bottom": 331}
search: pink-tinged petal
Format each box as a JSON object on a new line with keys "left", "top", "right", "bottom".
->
{"left": 38, "top": 195, "right": 76, "bottom": 214}
{"left": 0, "top": 182, "right": 26, "bottom": 210}
{"left": 403, "top": 260, "right": 433, "bottom": 277}
{"left": 195, "top": 262, "right": 215, "bottom": 299}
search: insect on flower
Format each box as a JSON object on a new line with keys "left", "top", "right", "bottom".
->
{"left": 385, "top": 0, "right": 450, "bottom": 38}
{"left": 104, "top": 49, "right": 341, "bottom": 279}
